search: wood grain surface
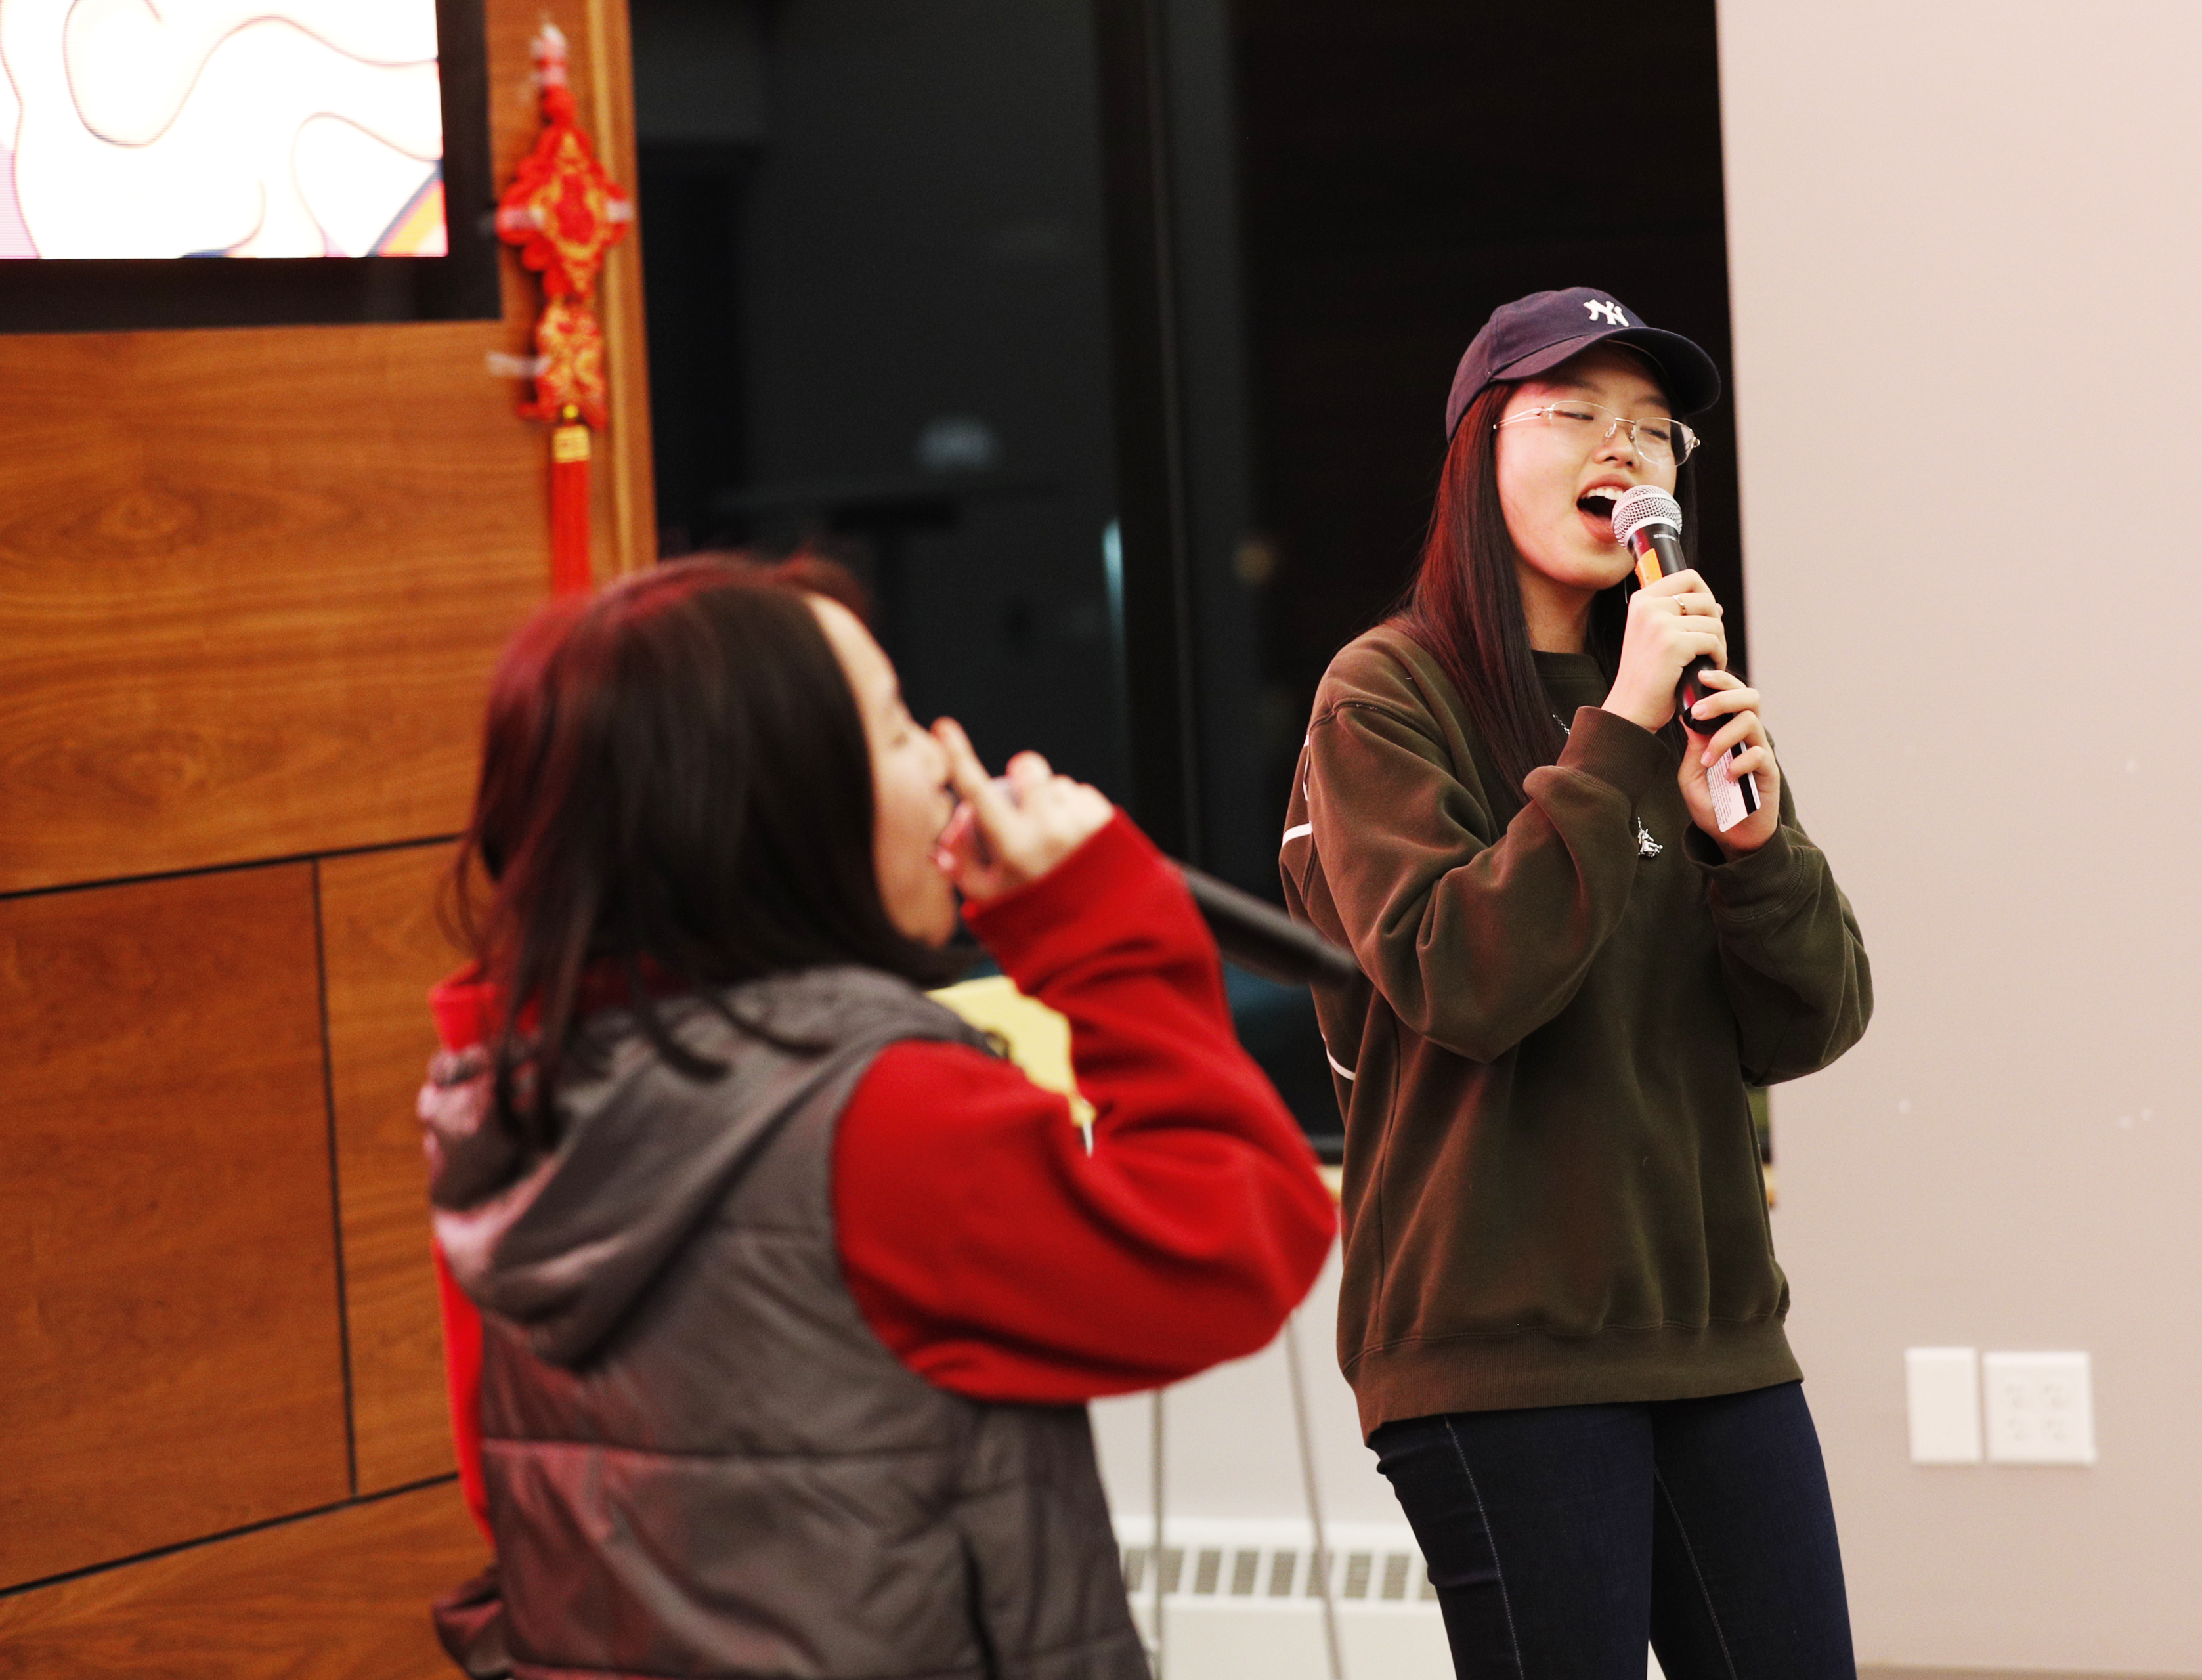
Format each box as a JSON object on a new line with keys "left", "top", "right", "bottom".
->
{"left": 578, "top": 0, "right": 658, "bottom": 573}
{"left": 0, "top": 867, "right": 349, "bottom": 1590}
{"left": 0, "top": 0, "right": 651, "bottom": 897}
{"left": 0, "top": 324, "right": 548, "bottom": 895}
{"left": 0, "top": 1482, "right": 488, "bottom": 1680}
{"left": 0, "top": 0, "right": 649, "bottom": 1654}
{"left": 318, "top": 845, "right": 468, "bottom": 1496}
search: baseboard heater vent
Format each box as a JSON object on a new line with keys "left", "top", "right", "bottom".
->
{"left": 1108, "top": 1518, "right": 1456, "bottom": 1679}
{"left": 1110, "top": 1518, "right": 1673, "bottom": 1680}
{"left": 1112, "top": 1517, "right": 1435, "bottom": 1605}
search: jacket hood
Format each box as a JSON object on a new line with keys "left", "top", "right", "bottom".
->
{"left": 419, "top": 965, "right": 979, "bottom": 1368}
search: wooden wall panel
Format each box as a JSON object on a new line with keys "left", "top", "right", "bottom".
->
{"left": 574, "top": 0, "right": 656, "bottom": 572}
{"left": 0, "top": 0, "right": 650, "bottom": 1654}
{"left": 0, "top": 1482, "right": 488, "bottom": 1680}
{"left": 0, "top": 329, "right": 549, "bottom": 895}
{"left": 319, "top": 845, "right": 467, "bottom": 1495}
{"left": 0, "top": 0, "right": 651, "bottom": 897}
{"left": 0, "top": 867, "right": 349, "bottom": 1589}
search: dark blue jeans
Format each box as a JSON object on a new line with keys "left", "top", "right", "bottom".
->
{"left": 1371, "top": 1381, "right": 1855, "bottom": 1680}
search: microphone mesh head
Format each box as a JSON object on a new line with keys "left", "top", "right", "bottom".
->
{"left": 1610, "top": 485, "right": 1683, "bottom": 548}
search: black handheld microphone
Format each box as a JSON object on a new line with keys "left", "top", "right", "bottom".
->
{"left": 1609, "top": 486, "right": 1715, "bottom": 721}
{"left": 983, "top": 779, "right": 1360, "bottom": 987}
{"left": 1607, "top": 485, "right": 1761, "bottom": 825}
{"left": 1177, "top": 864, "right": 1362, "bottom": 991}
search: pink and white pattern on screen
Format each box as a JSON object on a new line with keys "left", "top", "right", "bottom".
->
{"left": 0, "top": 0, "right": 446, "bottom": 259}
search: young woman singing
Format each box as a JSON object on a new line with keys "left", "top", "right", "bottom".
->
{"left": 1281, "top": 288, "right": 1872, "bottom": 1679}
{"left": 421, "top": 559, "right": 1334, "bottom": 1680}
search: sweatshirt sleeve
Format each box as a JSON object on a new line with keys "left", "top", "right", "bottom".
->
{"left": 1301, "top": 662, "right": 1673, "bottom": 1064}
{"left": 832, "top": 813, "right": 1338, "bottom": 1404}
{"left": 1681, "top": 775, "right": 1873, "bottom": 1085}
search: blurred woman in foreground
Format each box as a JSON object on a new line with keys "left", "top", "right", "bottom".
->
{"left": 419, "top": 558, "right": 1334, "bottom": 1680}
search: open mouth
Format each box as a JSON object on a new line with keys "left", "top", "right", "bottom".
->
{"left": 1576, "top": 486, "right": 1622, "bottom": 537}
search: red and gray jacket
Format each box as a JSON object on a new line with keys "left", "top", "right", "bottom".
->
{"left": 422, "top": 817, "right": 1337, "bottom": 1679}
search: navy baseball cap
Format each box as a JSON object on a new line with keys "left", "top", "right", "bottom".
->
{"left": 1444, "top": 287, "right": 1721, "bottom": 437}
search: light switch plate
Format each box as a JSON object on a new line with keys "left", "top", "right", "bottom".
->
{"left": 1905, "top": 1347, "right": 1982, "bottom": 1463}
{"left": 1983, "top": 1351, "right": 2095, "bottom": 1465}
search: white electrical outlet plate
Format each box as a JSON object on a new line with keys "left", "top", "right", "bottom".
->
{"left": 1905, "top": 1347, "right": 1982, "bottom": 1463}
{"left": 1983, "top": 1352, "right": 2096, "bottom": 1465}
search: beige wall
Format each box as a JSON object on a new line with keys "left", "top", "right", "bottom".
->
{"left": 1717, "top": 3, "right": 2202, "bottom": 1671}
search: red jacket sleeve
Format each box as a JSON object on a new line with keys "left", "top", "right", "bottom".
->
{"left": 833, "top": 813, "right": 1338, "bottom": 1404}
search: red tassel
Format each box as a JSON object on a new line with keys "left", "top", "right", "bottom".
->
{"left": 549, "top": 421, "right": 592, "bottom": 595}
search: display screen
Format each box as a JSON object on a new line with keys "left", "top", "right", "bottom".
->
{"left": 1, "top": 0, "right": 448, "bottom": 260}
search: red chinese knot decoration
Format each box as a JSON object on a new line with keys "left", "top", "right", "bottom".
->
{"left": 497, "top": 24, "right": 634, "bottom": 595}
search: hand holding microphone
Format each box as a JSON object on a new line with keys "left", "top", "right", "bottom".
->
{"left": 932, "top": 721, "right": 1362, "bottom": 987}
{"left": 1605, "top": 485, "right": 1726, "bottom": 732}
{"left": 1603, "top": 566, "right": 1727, "bottom": 733}
{"left": 1607, "top": 485, "right": 1771, "bottom": 846}
{"left": 932, "top": 721, "right": 1114, "bottom": 903}
{"left": 1681, "top": 668, "right": 1782, "bottom": 855}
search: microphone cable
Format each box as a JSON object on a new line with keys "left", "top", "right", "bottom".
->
{"left": 1286, "top": 1310, "right": 1348, "bottom": 1680}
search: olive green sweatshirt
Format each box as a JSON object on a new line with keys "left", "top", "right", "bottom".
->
{"left": 1281, "top": 626, "right": 1871, "bottom": 1436}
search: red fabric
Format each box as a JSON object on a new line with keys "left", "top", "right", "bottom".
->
{"left": 833, "top": 815, "right": 1337, "bottom": 1402}
{"left": 430, "top": 1246, "right": 492, "bottom": 1541}
{"left": 548, "top": 444, "right": 591, "bottom": 595}
{"left": 423, "top": 812, "right": 1335, "bottom": 1530}
{"left": 427, "top": 977, "right": 501, "bottom": 1543}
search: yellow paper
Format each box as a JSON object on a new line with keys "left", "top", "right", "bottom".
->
{"left": 930, "top": 974, "right": 1097, "bottom": 1140}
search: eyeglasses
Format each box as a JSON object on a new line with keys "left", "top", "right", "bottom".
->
{"left": 1494, "top": 401, "right": 1700, "bottom": 467}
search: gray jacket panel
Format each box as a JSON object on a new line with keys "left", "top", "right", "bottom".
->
{"left": 425, "top": 966, "right": 1147, "bottom": 1680}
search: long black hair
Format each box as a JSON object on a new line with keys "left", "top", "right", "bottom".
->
{"left": 1394, "top": 379, "right": 1697, "bottom": 802}
{"left": 451, "top": 558, "right": 958, "bottom": 1148}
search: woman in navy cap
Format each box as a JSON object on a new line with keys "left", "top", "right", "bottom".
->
{"left": 1281, "top": 288, "right": 1872, "bottom": 1677}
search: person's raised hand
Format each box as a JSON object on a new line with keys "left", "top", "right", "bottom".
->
{"left": 932, "top": 718, "right": 1115, "bottom": 904}
{"left": 1678, "top": 666, "right": 1781, "bottom": 855}
{"left": 1602, "top": 569, "right": 1727, "bottom": 733}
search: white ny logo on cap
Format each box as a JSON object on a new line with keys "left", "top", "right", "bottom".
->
{"left": 1583, "top": 299, "right": 1629, "bottom": 326}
